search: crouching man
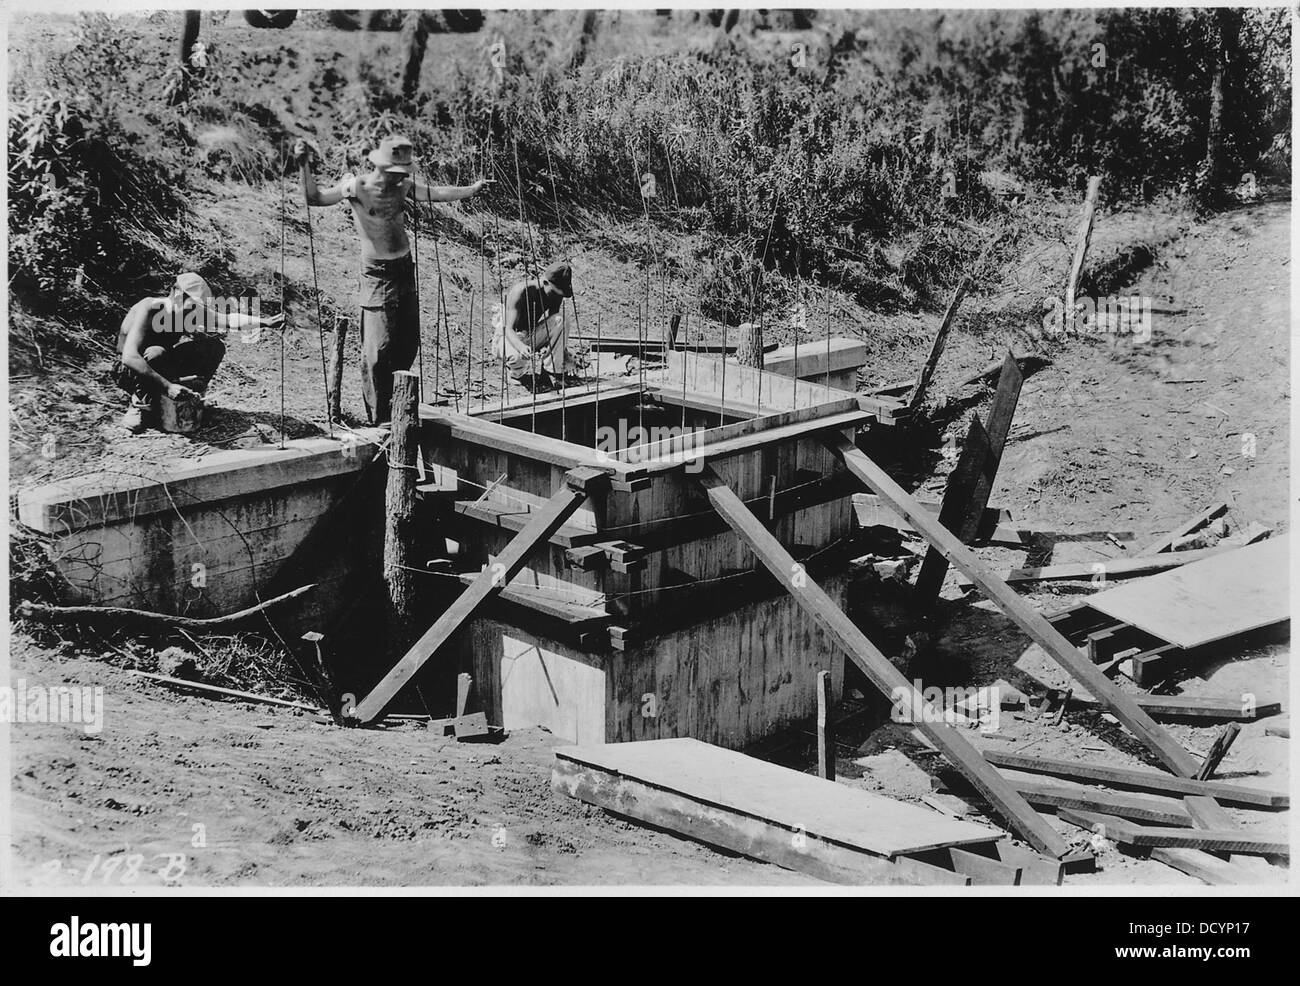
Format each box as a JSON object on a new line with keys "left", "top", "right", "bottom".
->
{"left": 112, "top": 272, "right": 282, "bottom": 432}
{"left": 492, "top": 261, "right": 582, "bottom": 393}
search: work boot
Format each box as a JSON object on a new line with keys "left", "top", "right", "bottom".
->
{"left": 120, "top": 398, "right": 153, "bottom": 434}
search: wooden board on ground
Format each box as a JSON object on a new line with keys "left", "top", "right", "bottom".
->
{"left": 555, "top": 738, "right": 1001, "bottom": 884}
{"left": 1087, "top": 536, "right": 1289, "bottom": 650}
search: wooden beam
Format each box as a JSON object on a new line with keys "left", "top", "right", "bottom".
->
{"left": 916, "top": 350, "right": 1023, "bottom": 602}
{"left": 908, "top": 276, "right": 969, "bottom": 413}
{"left": 825, "top": 434, "right": 1201, "bottom": 778}
{"left": 384, "top": 371, "right": 421, "bottom": 657}
{"left": 694, "top": 464, "right": 1068, "bottom": 857}
{"left": 1184, "top": 795, "right": 1274, "bottom": 874}
{"left": 1142, "top": 501, "right": 1230, "bottom": 555}
{"left": 1009, "top": 779, "right": 1194, "bottom": 826}
{"left": 982, "top": 751, "right": 1286, "bottom": 809}
{"left": 995, "top": 544, "right": 1235, "bottom": 584}
{"left": 125, "top": 669, "right": 322, "bottom": 714}
{"left": 1149, "top": 847, "right": 1258, "bottom": 885}
{"left": 1058, "top": 809, "right": 1288, "bottom": 857}
{"left": 350, "top": 467, "right": 607, "bottom": 724}
{"left": 1066, "top": 692, "right": 1282, "bottom": 723}
{"left": 1195, "top": 723, "right": 1242, "bottom": 781}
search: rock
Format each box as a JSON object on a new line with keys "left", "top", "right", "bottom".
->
{"left": 156, "top": 646, "right": 200, "bottom": 679}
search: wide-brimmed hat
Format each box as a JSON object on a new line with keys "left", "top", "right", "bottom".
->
{"left": 368, "top": 135, "right": 416, "bottom": 174}
{"left": 173, "top": 272, "right": 214, "bottom": 306}
{"left": 541, "top": 261, "right": 573, "bottom": 298}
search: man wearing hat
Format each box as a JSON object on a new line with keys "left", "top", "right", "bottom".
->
{"left": 294, "top": 134, "right": 488, "bottom": 424}
{"left": 491, "top": 261, "right": 581, "bottom": 392}
{"left": 112, "top": 272, "right": 282, "bottom": 432}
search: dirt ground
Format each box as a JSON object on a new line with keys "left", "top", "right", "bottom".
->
{"left": 5, "top": 14, "right": 1290, "bottom": 889}
{"left": 6, "top": 197, "right": 1289, "bottom": 889}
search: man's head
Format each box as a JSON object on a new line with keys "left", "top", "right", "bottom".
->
{"left": 171, "top": 272, "right": 214, "bottom": 308}
{"left": 541, "top": 261, "right": 573, "bottom": 299}
{"left": 369, "top": 135, "right": 415, "bottom": 188}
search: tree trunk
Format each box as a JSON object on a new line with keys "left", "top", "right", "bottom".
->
{"left": 167, "top": 10, "right": 201, "bottom": 106}
{"left": 566, "top": 10, "right": 599, "bottom": 73}
{"left": 384, "top": 370, "right": 421, "bottom": 654}
{"left": 1203, "top": 9, "right": 1242, "bottom": 198}
{"left": 328, "top": 314, "right": 349, "bottom": 422}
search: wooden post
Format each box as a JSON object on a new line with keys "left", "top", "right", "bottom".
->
{"left": 816, "top": 669, "right": 835, "bottom": 781}
{"left": 384, "top": 371, "right": 421, "bottom": 657}
{"left": 915, "top": 350, "right": 1024, "bottom": 604}
{"left": 1064, "top": 176, "right": 1102, "bottom": 315}
{"left": 1195, "top": 723, "right": 1242, "bottom": 781}
{"left": 907, "top": 275, "right": 969, "bottom": 413}
{"left": 736, "top": 321, "right": 763, "bottom": 369}
{"left": 328, "top": 314, "right": 349, "bottom": 422}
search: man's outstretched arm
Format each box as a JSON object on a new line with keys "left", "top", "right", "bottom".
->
{"left": 294, "top": 139, "right": 345, "bottom": 206}
{"left": 412, "top": 178, "right": 490, "bottom": 203}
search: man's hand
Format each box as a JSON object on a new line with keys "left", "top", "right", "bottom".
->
{"left": 166, "top": 382, "right": 200, "bottom": 402}
{"left": 262, "top": 312, "right": 286, "bottom": 331}
{"left": 470, "top": 178, "right": 493, "bottom": 195}
{"left": 292, "top": 139, "right": 319, "bottom": 168}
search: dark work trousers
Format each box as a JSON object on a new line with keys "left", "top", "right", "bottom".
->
{"left": 359, "top": 253, "right": 420, "bottom": 425}
{"left": 112, "top": 335, "right": 226, "bottom": 403}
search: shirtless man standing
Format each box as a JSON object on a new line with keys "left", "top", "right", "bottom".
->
{"left": 294, "top": 135, "right": 487, "bottom": 424}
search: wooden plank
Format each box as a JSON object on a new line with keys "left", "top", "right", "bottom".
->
{"left": 1067, "top": 693, "right": 1282, "bottom": 722}
{"left": 982, "top": 751, "right": 1287, "bottom": 809}
{"left": 125, "top": 669, "right": 322, "bottom": 713}
{"left": 1195, "top": 724, "right": 1242, "bottom": 781}
{"left": 1149, "top": 847, "right": 1257, "bottom": 885}
{"left": 993, "top": 842, "right": 1064, "bottom": 885}
{"left": 825, "top": 434, "right": 1202, "bottom": 778}
{"left": 959, "top": 351, "right": 1023, "bottom": 542}
{"left": 998, "top": 544, "right": 1237, "bottom": 584}
{"left": 1086, "top": 536, "right": 1289, "bottom": 650}
{"left": 1183, "top": 795, "right": 1273, "bottom": 874}
{"left": 945, "top": 847, "right": 1022, "bottom": 885}
{"left": 1142, "top": 500, "right": 1230, "bottom": 555}
{"left": 1057, "top": 809, "right": 1288, "bottom": 857}
{"left": 551, "top": 754, "right": 971, "bottom": 885}
{"left": 350, "top": 468, "right": 605, "bottom": 724}
{"left": 695, "top": 464, "right": 1068, "bottom": 857}
{"left": 1009, "top": 778, "right": 1194, "bottom": 826}
{"left": 556, "top": 738, "right": 999, "bottom": 858}
{"left": 908, "top": 276, "right": 969, "bottom": 412}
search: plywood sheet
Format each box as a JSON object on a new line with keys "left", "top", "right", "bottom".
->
{"left": 1088, "top": 536, "right": 1290, "bottom": 649}
{"left": 555, "top": 737, "right": 999, "bottom": 858}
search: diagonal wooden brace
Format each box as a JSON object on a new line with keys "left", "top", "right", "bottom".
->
{"left": 694, "top": 464, "right": 1068, "bottom": 858}
{"left": 350, "top": 466, "right": 609, "bottom": 724}
{"left": 824, "top": 434, "right": 1201, "bottom": 778}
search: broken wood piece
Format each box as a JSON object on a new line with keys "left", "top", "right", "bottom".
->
{"left": 1264, "top": 716, "right": 1289, "bottom": 738}
{"left": 982, "top": 751, "right": 1286, "bottom": 809}
{"left": 826, "top": 434, "right": 1201, "bottom": 779}
{"left": 1195, "top": 723, "right": 1242, "bottom": 781}
{"left": 696, "top": 463, "right": 1069, "bottom": 857}
{"left": 1142, "top": 501, "right": 1230, "bottom": 555}
{"left": 554, "top": 738, "right": 997, "bottom": 885}
{"left": 993, "top": 841, "right": 1064, "bottom": 885}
